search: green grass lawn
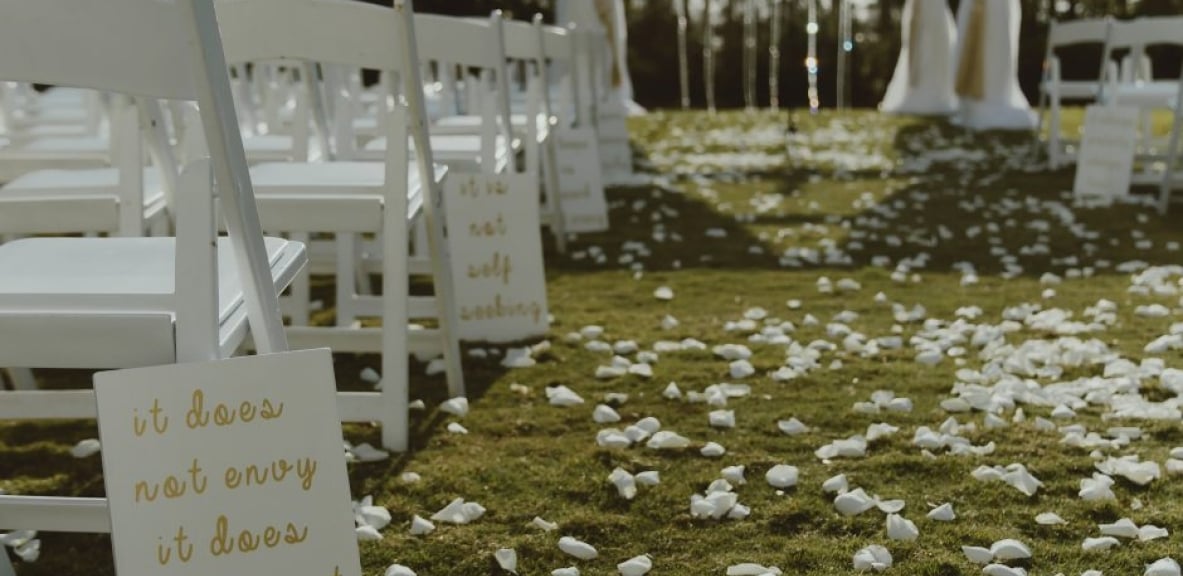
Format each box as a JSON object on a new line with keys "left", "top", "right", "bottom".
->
{"left": 6, "top": 109, "right": 1183, "bottom": 575}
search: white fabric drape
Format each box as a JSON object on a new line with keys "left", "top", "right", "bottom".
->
{"left": 952, "top": 0, "right": 1036, "bottom": 130}
{"left": 556, "top": 0, "right": 644, "bottom": 115}
{"left": 880, "top": 0, "right": 958, "bottom": 115}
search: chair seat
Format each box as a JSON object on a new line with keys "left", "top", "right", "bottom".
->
{"left": 7, "top": 105, "right": 91, "bottom": 128}
{"left": 2, "top": 167, "right": 166, "bottom": 208}
{"left": 249, "top": 161, "right": 448, "bottom": 221}
{"left": 1041, "top": 80, "right": 1103, "bottom": 100}
{"left": 1113, "top": 82, "right": 1179, "bottom": 109}
{"left": 433, "top": 113, "right": 551, "bottom": 142}
{"left": 0, "top": 135, "right": 112, "bottom": 183}
{"left": 434, "top": 113, "right": 530, "bottom": 132}
{"left": 6, "top": 123, "right": 97, "bottom": 139}
{"left": 0, "top": 236, "right": 302, "bottom": 325}
{"left": 242, "top": 134, "right": 322, "bottom": 162}
{"left": 363, "top": 134, "right": 513, "bottom": 172}
{"left": 0, "top": 135, "right": 108, "bottom": 158}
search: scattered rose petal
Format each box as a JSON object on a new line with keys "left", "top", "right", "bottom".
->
{"left": 886, "top": 513, "right": 919, "bottom": 541}
{"left": 533, "top": 517, "right": 558, "bottom": 532}
{"left": 559, "top": 536, "right": 598, "bottom": 560}
{"left": 1035, "top": 512, "right": 1066, "bottom": 525}
{"left": 617, "top": 554, "right": 652, "bottom": 576}
{"left": 927, "top": 503, "right": 955, "bottom": 521}
{"left": 70, "top": 438, "right": 100, "bottom": 459}
{"left": 1082, "top": 536, "right": 1120, "bottom": 551}
{"left": 495, "top": 549, "right": 518, "bottom": 574}
{"left": 439, "top": 397, "right": 469, "bottom": 417}
{"left": 852, "top": 544, "right": 892, "bottom": 572}
{"left": 765, "top": 465, "right": 799, "bottom": 489}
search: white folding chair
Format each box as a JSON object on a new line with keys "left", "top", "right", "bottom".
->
{"left": 0, "top": 84, "right": 105, "bottom": 140}
{"left": 235, "top": 64, "right": 326, "bottom": 163}
{"left": 1157, "top": 66, "right": 1183, "bottom": 213}
{"left": 344, "top": 13, "right": 549, "bottom": 332}
{"left": 361, "top": 14, "right": 518, "bottom": 171}
{"left": 0, "top": 0, "right": 306, "bottom": 544}
{"left": 569, "top": 25, "right": 631, "bottom": 183}
{"left": 433, "top": 15, "right": 567, "bottom": 251}
{"left": 538, "top": 20, "right": 611, "bottom": 234}
{"left": 1034, "top": 17, "right": 1113, "bottom": 169}
{"left": 214, "top": 0, "right": 464, "bottom": 451}
{"left": 0, "top": 98, "right": 178, "bottom": 240}
{"left": 1105, "top": 16, "right": 1183, "bottom": 185}
{"left": 0, "top": 109, "right": 113, "bottom": 184}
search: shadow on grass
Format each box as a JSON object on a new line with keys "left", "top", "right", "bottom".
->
{"left": 551, "top": 114, "right": 1183, "bottom": 282}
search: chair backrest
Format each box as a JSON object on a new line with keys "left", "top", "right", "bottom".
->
{"left": 1108, "top": 16, "right": 1183, "bottom": 49}
{"left": 1105, "top": 17, "right": 1183, "bottom": 83}
{"left": 1043, "top": 18, "right": 1112, "bottom": 87}
{"left": 216, "top": 0, "right": 405, "bottom": 163}
{"left": 0, "top": 0, "right": 200, "bottom": 101}
{"left": 1048, "top": 18, "right": 1111, "bottom": 49}
{"left": 0, "top": 0, "right": 287, "bottom": 359}
{"left": 415, "top": 13, "right": 506, "bottom": 72}
{"left": 415, "top": 12, "right": 514, "bottom": 173}
{"left": 217, "top": 0, "right": 411, "bottom": 73}
{"left": 539, "top": 22, "right": 584, "bottom": 126}
{"left": 216, "top": 0, "right": 436, "bottom": 174}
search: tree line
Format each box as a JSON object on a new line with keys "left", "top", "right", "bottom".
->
{"left": 410, "top": 0, "right": 1182, "bottom": 111}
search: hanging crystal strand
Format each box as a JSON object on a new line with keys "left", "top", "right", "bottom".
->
{"left": 838, "top": 0, "right": 853, "bottom": 111}
{"left": 806, "top": 0, "right": 819, "bottom": 113}
{"left": 675, "top": 0, "right": 690, "bottom": 109}
{"left": 769, "top": 0, "right": 782, "bottom": 112}
{"left": 704, "top": 0, "right": 716, "bottom": 114}
{"left": 836, "top": 0, "right": 846, "bottom": 110}
{"left": 743, "top": 0, "right": 757, "bottom": 111}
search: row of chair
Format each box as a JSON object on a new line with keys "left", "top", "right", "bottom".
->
{"left": 0, "top": 0, "right": 621, "bottom": 559}
{"left": 1035, "top": 14, "right": 1183, "bottom": 212}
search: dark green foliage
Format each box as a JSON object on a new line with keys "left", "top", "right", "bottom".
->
{"left": 398, "top": 0, "right": 1183, "bottom": 110}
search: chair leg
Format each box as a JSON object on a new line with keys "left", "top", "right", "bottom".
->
{"left": 336, "top": 232, "right": 357, "bottom": 328}
{"left": 1, "top": 547, "right": 16, "bottom": 576}
{"left": 413, "top": 219, "right": 429, "bottom": 261}
{"left": 353, "top": 234, "right": 373, "bottom": 297}
{"left": 380, "top": 221, "right": 409, "bottom": 453}
{"left": 425, "top": 202, "right": 465, "bottom": 400}
{"left": 1160, "top": 115, "right": 1182, "bottom": 216}
{"left": 1048, "top": 101, "right": 1062, "bottom": 170}
{"left": 287, "top": 232, "right": 311, "bottom": 326}
{"left": 5, "top": 368, "right": 35, "bottom": 391}
{"left": 1033, "top": 89, "right": 1048, "bottom": 160}
{"left": 542, "top": 136, "right": 568, "bottom": 254}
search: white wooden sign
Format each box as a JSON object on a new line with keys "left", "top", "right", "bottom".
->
{"left": 556, "top": 126, "right": 610, "bottom": 233}
{"left": 1073, "top": 105, "right": 1139, "bottom": 204}
{"left": 597, "top": 97, "right": 633, "bottom": 183}
{"left": 94, "top": 349, "right": 361, "bottom": 576}
{"left": 444, "top": 172, "right": 550, "bottom": 341}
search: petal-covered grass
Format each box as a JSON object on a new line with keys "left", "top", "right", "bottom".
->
{"left": 5, "top": 109, "right": 1183, "bottom": 575}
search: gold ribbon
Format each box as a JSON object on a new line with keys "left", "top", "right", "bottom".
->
{"left": 907, "top": 0, "right": 922, "bottom": 87}
{"left": 594, "top": 0, "right": 623, "bottom": 88}
{"left": 955, "top": 0, "right": 986, "bottom": 99}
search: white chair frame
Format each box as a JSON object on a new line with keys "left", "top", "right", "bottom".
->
{"left": 214, "top": 0, "right": 464, "bottom": 451}
{"left": 1104, "top": 16, "right": 1183, "bottom": 186}
{"left": 0, "top": 0, "right": 302, "bottom": 549}
{"left": 1157, "top": 66, "right": 1183, "bottom": 213}
{"left": 1033, "top": 17, "right": 1113, "bottom": 169}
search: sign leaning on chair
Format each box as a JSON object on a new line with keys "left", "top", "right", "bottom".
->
{"left": 556, "top": 125, "right": 610, "bottom": 234}
{"left": 1073, "top": 105, "right": 1140, "bottom": 205}
{"left": 95, "top": 349, "right": 361, "bottom": 576}
{"left": 444, "top": 172, "right": 551, "bottom": 342}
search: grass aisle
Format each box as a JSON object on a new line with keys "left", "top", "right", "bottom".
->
{"left": 6, "top": 110, "right": 1183, "bottom": 575}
